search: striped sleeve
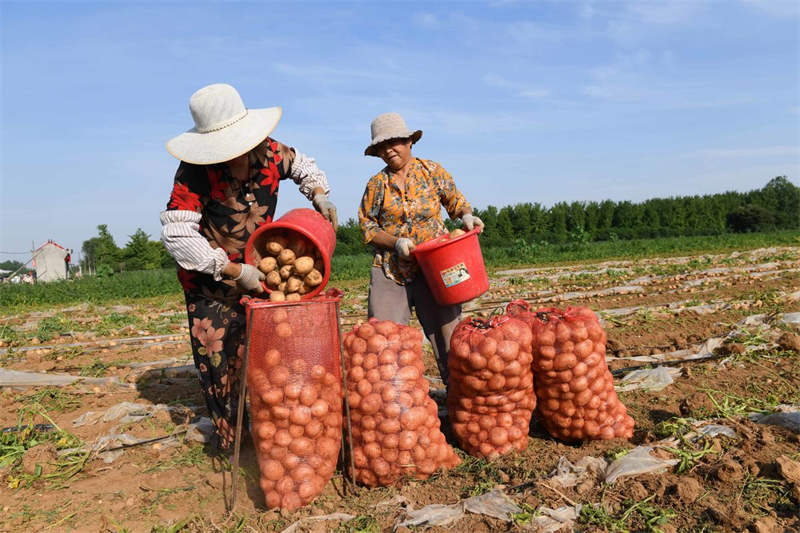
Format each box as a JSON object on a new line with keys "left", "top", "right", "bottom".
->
{"left": 159, "top": 210, "right": 229, "bottom": 281}
{"left": 289, "top": 152, "right": 330, "bottom": 200}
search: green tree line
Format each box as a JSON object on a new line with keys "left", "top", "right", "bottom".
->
{"left": 83, "top": 176, "right": 797, "bottom": 271}
{"left": 81, "top": 225, "right": 173, "bottom": 275}
{"left": 336, "top": 176, "right": 799, "bottom": 253}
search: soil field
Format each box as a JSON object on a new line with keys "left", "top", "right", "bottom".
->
{"left": 1, "top": 246, "right": 799, "bottom": 533}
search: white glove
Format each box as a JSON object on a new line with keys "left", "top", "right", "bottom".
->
{"left": 312, "top": 194, "right": 339, "bottom": 231}
{"left": 234, "top": 264, "right": 265, "bottom": 293}
{"left": 394, "top": 238, "right": 416, "bottom": 260}
{"left": 461, "top": 214, "right": 484, "bottom": 232}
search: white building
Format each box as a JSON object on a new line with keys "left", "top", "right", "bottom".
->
{"left": 32, "top": 241, "right": 72, "bottom": 282}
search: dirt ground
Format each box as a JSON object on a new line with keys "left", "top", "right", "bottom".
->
{"left": 1, "top": 246, "right": 798, "bottom": 533}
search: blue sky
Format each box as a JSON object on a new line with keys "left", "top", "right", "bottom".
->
{"left": 1, "top": 1, "right": 798, "bottom": 261}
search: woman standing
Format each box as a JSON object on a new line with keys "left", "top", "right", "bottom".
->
{"left": 161, "top": 84, "right": 338, "bottom": 448}
{"left": 358, "top": 112, "right": 484, "bottom": 386}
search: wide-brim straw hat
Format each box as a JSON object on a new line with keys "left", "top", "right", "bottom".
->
{"left": 364, "top": 112, "right": 422, "bottom": 157}
{"left": 166, "top": 83, "right": 282, "bottom": 165}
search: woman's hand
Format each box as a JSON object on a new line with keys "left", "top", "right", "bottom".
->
{"left": 461, "top": 214, "right": 484, "bottom": 233}
{"left": 394, "top": 238, "right": 416, "bottom": 260}
{"left": 312, "top": 193, "right": 339, "bottom": 231}
{"left": 225, "top": 263, "right": 265, "bottom": 293}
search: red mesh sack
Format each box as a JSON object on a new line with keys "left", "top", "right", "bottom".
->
{"left": 447, "top": 316, "right": 536, "bottom": 458}
{"left": 343, "top": 318, "right": 460, "bottom": 487}
{"left": 506, "top": 299, "right": 536, "bottom": 329}
{"left": 530, "top": 306, "right": 634, "bottom": 442}
{"left": 244, "top": 294, "right": 344, "bottom": 510}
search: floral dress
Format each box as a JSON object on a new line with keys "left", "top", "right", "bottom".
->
{"left": 165, "top": 137, "right": 295, "bottom": 446}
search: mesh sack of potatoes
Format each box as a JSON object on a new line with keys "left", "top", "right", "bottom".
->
{"left": 447, "top": 316, "right": 536, "bottom": 458}
{"left": 253, "top": 232, "right": 325, "bottom": 302}
{"left": 343, "top": 318, "right": 461, "bottom": 487}
{"left": 245, "top": 296, "right": 344, "bottom": 510}
{"left": 529, "top": 306, "right": 634, "bottom": 442}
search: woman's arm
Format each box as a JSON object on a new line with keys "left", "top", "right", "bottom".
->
{"left": 160, "top": 210, "right": 230, "bottom": 280}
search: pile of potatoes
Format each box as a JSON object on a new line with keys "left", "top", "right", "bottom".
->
{"left": 529, "top": 306, "right": 635, "bottom": 442}
{"left": 247, "top": 307, "right": 343, "bottom": 510}
{"left": 447, "top": 316, "right": 537, "bottom": 458}
{"left": 343, "top": 319, "right": 461, "bottom": 487}
{"left": 256, "top": 232, "right": 325, "bottom": 302}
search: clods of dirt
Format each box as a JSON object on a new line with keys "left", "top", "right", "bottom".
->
{"left": 750, "top": 516, "right": 778, "bottom": 533}
{"left": 679, "top": 392, "right": 715, "bottom": 417}
{"left": 713, "top": 459, "right": 744, "bottom": 483}
{"left": 717, "top": 341, "right": 746, "bottom": 355}
{"left": 670, "top": 477, "right": 703, "bottom": 504}
{"left": 776, "top": 455, "right": 800, "bottom": 484}
{"left": 778, "top": 332, "right": 800, "bottom": 352}
{"left": 21, "top": 443, "right": 58, "bottom": 476}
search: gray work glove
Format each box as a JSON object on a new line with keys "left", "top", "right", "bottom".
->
{"left": 234, "top": 264, "right": 265, "bottom": 293}
{"left": 395, "top": 237, "right": 416, "bottom": 260}
{"left": 312, "top": 193, "right": 339, "bottom": 231}
{"left": 461, "top": 214, "right": 485, "bottom": 232}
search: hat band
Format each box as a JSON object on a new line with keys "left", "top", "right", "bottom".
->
{"left": 197, "top": 110, "right": 249, "bottom": 133}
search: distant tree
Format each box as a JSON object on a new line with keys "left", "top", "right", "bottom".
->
{"left": 335, "top": 218, "right": 369, "bottom": 255}
{"left": 0, "top": 260, "right": 24, "bottom": 271}
{"left": 726, "top": 205, "right": 777, "bottom": 233}
{"left": 496, "top": 207, "right": 515, "bottom": 243}
{"left": 82, "top": 224, "right": 121, "bottom": 272}
{"left": 549, "top": 203, "right": 568, "bottom": 244}
{"left": 123, "top": 228, "right": 162, "bottom": 271}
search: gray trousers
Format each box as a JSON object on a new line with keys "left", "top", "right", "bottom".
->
{"left": 368, "top": 266, "right": 461, "bottom": 385}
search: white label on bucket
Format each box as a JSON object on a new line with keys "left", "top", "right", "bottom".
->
{"left": 441, "top": 262, "right": 470, "bottom": 288}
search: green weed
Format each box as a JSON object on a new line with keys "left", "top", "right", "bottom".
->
{"left": 662, "top": 441, "right": 719, "bottom": 474}
{"left": 334, "top": 515, "right": 380, "bottom": 533}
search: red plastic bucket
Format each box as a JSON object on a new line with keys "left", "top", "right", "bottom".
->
{"left": 412, "top": 229, "right": 489, "bottom": 306}
{"left": 245, "top": 208, "right": 337, "bottom": 299}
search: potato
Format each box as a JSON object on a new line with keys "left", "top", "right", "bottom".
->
{"left": 286, "top": 293, "right": 301, "bottom": 302}
{"left": 450, "top": 228, "right": 466, "bottom": 238}
{"left": 293, "top": 256, "right": 314, "bottom": 275}
{"left": 259, "top": 257, "right": 277, "bottom": 274}
{"left": 278, "top": 249, "right": 296, "bottom": 266}
{"left": 265, "top": 236, "right": 288, "bottom": 256}
{"left": 266, "top": 271, "right": 281, "bottom": 288}
{"left": 279, "top": 264, "right": 293, "bottom": 280}
{"left": 304, "top": 269, "right": 323, "bottom": 287}
{"left": 269, "top": 291, "right": 286, "bottom": 302}
{"left": 277, "top": 281, "right": 287, "bottom": 292}
{"left": 286, "top": 276, "right": 303, "bottom": 293}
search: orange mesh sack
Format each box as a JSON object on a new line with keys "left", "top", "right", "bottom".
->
{"left": 531, "top": 306, "right": 634, "bottom": 442}
{"left": 447, "top": 316, "right": 536, "bottom": 458}
{"left": 245, "top": 295, "right": 344, "bottom": 510}
{"left": 343, "top": 318, "right": 461, "bottom": 488}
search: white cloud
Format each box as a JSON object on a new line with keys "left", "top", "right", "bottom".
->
{"left": 483, "top": 74, "right": 549, "bottom": 99}
{"left": 579, "top": 2, "right": 596, "bottom": 20}
{"left": 507, "top": 21, "right": 545, "bottom": 46}
{"left": 741, "top": 0, "right": 799, "bottom": 18}
{"left": 684, "top": 146, "right": 800, "bottom": 158}
{"left": 627, "top": 2, "right": 698, "bottom": 25}
{"left": 413, "top": 12, "right": 438, "bottom": 27}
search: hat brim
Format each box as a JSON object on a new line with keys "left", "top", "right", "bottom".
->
{"left": 166, "top": 107, "right": 282, "bottom": 165}
{"left": 364, "top": 130, "right": 422, "bottom": 157}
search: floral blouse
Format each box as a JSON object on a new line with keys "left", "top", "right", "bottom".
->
{"left": 358, "top": 158, "right": 469, "bottom": 285}
{"left": 165, "top": 137, "right": 318, "bottom": 301}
